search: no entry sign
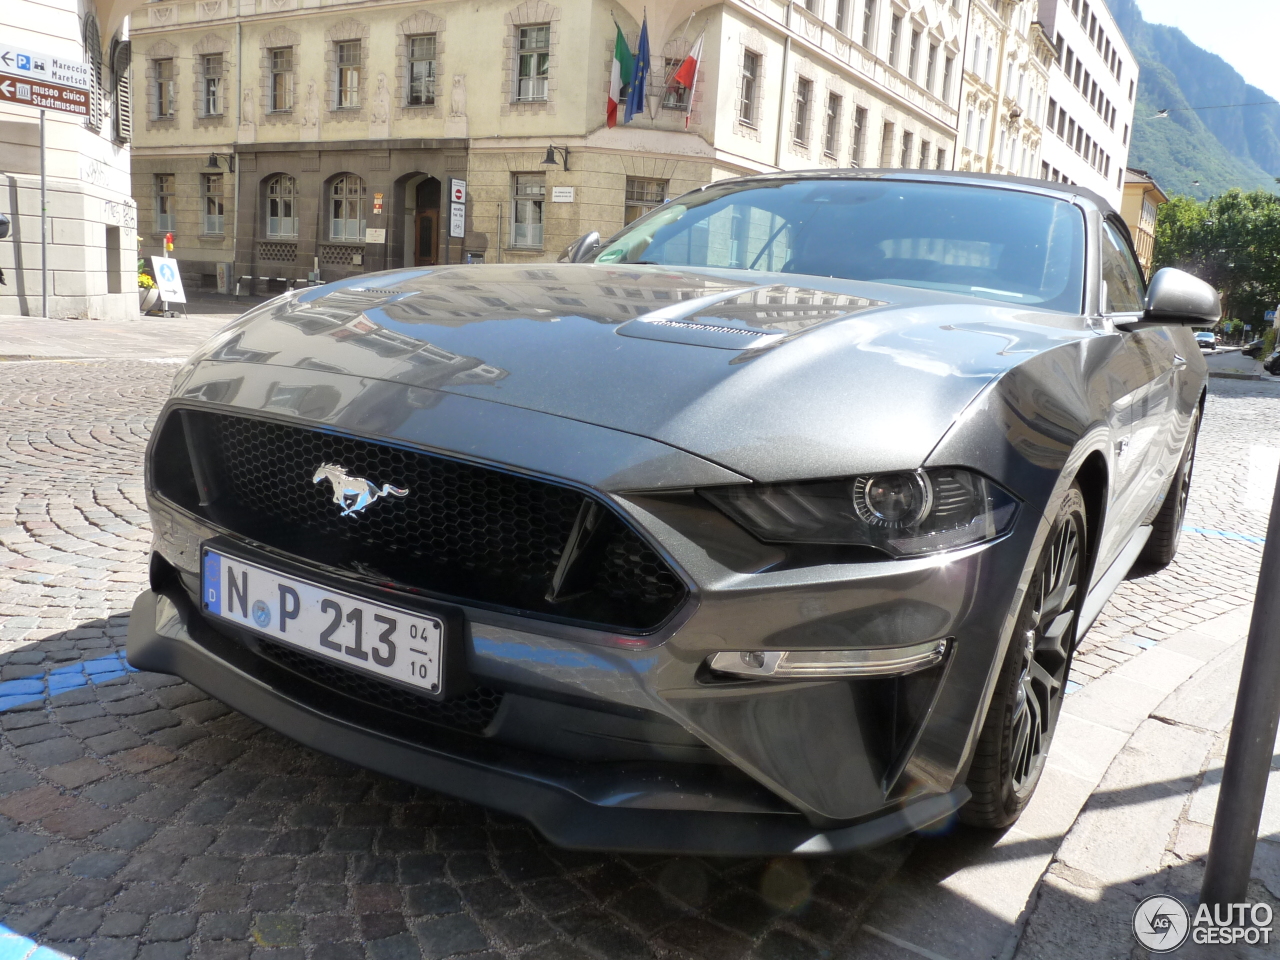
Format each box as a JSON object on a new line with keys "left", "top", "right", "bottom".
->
{"left": 0, "top": 75, "right": 89, "bottom": 117}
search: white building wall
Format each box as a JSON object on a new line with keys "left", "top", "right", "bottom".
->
{"left": 0, "top": 0, "right": 138, "bottom": 320}
{"left": 1035, "top": 0, "right": 1135, "bottom": 208}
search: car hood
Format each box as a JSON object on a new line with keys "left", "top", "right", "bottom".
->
{"left": 191, "top": 264, "right": 1093, "bottom": 483}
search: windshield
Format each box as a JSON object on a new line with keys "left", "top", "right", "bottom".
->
{"left": 595, "top": 178, "right": 1086, "bottom": 312}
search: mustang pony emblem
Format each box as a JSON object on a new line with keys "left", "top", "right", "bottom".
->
{"left": 312, "top": 463, "right": 409, "bottom": 517}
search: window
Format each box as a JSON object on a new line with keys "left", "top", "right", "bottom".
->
{"left": 155, "top": 174, "right": 175, "bottom": 233}
{"left": 203, "top": 55, "right": 223, "bottom": 116}
{"left": 919, "top": 138, "right": 930, "bottom": 168}
{"left": 942, "top": 55, "right": 954, "bottom": 100}
{"left": 964, "top": 108, "right": 974, "bottom": 149}
{"left": 977, "top": 113, "right": 987, "bottom": 155}
{"left": 511, "top": 174, "right": 545, "bottom": 247}
{"left": 202, "top": 174, "right": 224, "bottom": 234}
{"left": 270, "top": 47, "right": 293, "bottom": 111}
{"left": 908, "top": 29, "right": 921, "bottom": 80}
{"left": 935, "top": 146, "right": 946, "bottom": 170}
{"left": 879, "top": 121, "right": 894, "bottom": 166}
{"left": 836, "top": 0, "right": 849, "bottom": 34}
{"left": 112, "top": 39, "right": 132, "bottom": 143}
{"left": 625, "top": 178, "right": 667, "bottom": 225}
{"left": 663, "top": 58, "right": 689, "bottom": 109}
{"left": 1101, "top": 221, "right": 1145, "bottom": 312}
{"left": 155, "top": 58, "right": 174, "bottom": 117}
{"left": 266, "top": 174, "right": 298, "bottom": 238}
{"left": 984, "top": 47, "right": 993, "bottom": 83}
{"left": 852, "top": 105, "right": 867, "bottom": 165}
{"left": 804, "top": 0, "right": 819, "bottom": 13}
{"left": 517, "top": 25, "right": 550, "bottom": 102}
{"left": 823, "top": 92, "right": 841, "bottom": 157}
{"left": 407, "top": 35, "right": 437, "bottom": 106}
{"left": 330, "top": 174, "right": 366, "bottom": 241}
{"left": 740, "top": 51, "right": 760, "bottom": 124}
{"left": 337, "top": 41, "right": 360, "bottom": 108}
{"left": 889, "top": 15, "right": 902, "bottom": 66}
{"left": 972, "top": 36, "right": 981, "bottom": 73}
{"left": 794, "top": 78, "right": 812, "bottom": 144}
{"left": 925, "top": 42, "right": 938, "bottom": 91}
{"left": 861, "top": 0, "right": 876, "bottom": 49}
{"left": 900, "top": 130, "right": 914, "bottom": 168}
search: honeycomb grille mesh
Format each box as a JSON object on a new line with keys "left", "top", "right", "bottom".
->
{"left": 258, "top": 638, "right": 503, "bottom": 734}
{"left": 168, "top": 410, "right": 685, "bottom": 630}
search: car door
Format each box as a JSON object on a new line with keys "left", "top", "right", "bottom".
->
{"left": 1099, "top": 219, "right": 1180, "bottom": 544}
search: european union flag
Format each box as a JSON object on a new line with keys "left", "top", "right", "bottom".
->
{"left": 624, "top": 16, "right": 650, "bottom": 124}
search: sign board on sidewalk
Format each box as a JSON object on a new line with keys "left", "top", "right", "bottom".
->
{"left": 0, "top": 45, "right": 91, "bottom": 90}
{"left": 450, "top": 179, "right": 466, "bottom": 204}
{"left": 449, "top": 203, "right": 465, "bottom": 239}
{"left": 151, "top": 256, "right": 187, "bottom": 304}
{"left": 551, "top": 186, "right": 575, "bottom": 203}
{"left": 0, "top": 76, "right": 89, "bottom": 117}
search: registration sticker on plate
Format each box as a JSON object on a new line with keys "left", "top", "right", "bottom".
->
{"left": 201, "top": 549, "right": 445, "bottom": 696}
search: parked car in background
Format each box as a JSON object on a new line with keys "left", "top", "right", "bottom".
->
{"left": 1243, "top": 338, "right": 1266, "bottom": 359}
{"left": 128, "top": 171, "right": 1217, "bottom": 854}
{"left": 1196, "top": 331, "right": 1218, "bottom": 350}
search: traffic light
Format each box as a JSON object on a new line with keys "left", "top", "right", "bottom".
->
{"left": 164, "top": 233, "right": 174, "bottom": 253}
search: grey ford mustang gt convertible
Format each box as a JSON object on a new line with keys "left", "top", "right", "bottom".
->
{"left": 128, "top": 170, "right": 1217, "bottom": 855}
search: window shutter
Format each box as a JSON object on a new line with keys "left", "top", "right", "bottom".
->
{"left": 83, "top": 15, "right": 103, "bottom": 130}
{"left": 112, "top": 40, "right": 133, "bottom": 143}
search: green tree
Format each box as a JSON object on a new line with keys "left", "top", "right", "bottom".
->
{"left": 1153, "top": 189, "right": 1280, "bottom": 324}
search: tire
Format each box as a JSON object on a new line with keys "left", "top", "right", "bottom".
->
{"left": 1139, "top": 408, "right": 1199, "bottom": 568}
{"left": 960, "top": 486, "right": 1086, "bottom": 829}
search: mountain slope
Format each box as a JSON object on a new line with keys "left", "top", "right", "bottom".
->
{"left": 1108, "top": 0, "right": 1278, "bottom": 199}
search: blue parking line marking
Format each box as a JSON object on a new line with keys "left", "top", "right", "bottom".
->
{"left": 0, "top": 652, "right": 137, "bottom": 713}
{"left": 1182, "top": 525, "right": 1266, "bottom": 545}
{"left": 0, "top": 924, "right": 71, "bottom": 960}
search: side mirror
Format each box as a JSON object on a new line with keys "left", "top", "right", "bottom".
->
{"left": 558, "top": 231, "right": 600, "bottom": 264}
{"left": 1135, "top": 267, "right": 1221, "bottom": 327}
{"left": 0, "top": 213, "right": 9, "bottom": 240}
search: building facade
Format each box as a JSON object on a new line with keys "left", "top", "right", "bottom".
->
{"left": 1035, "top": 0, "right": 1134, "bottom": 208}
{"left": 1121, "top": 167, "right": 1166, "bottom": 275}
{"left": 128, "top": 0, "right": 969, "bottom": 287}
{"left": 1, "top": 0, "right": 148, "bottom": 320}
{"left": 955, "top": 0, "right": 1053, "bottom": 179}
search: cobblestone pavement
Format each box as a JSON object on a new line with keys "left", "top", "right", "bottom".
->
{"left": 0, "top": 361, "right": 1274, "bottom": 960}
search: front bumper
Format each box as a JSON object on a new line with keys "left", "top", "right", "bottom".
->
{"left": 127, "top": 584, "right": 968, "bottom": 855}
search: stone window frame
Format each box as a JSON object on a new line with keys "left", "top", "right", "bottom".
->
{"left": 820, "top": 76, "right": 848, "bottom": 165}
{"left": 395, "top": 10, "right": 445, "bottom": 119}
{"left": 144, "top": 39, "right": 179, "bottom": 131}
{"left": 734, "top": 30, "right": 767, "bottom": 141}
{"left": 192, "top": 34, "right": 230, "bottom": 127}
{"left": 786, "top": 64, "right": 817, "bottom": 159}
{"left": 257, "top": 26, "right": 299, "bottom": 126}
{"left": 500, "top": 1, "right": 560, "bottom": 117}
{"left": 324, "top": 18, "right": 370, "bottom": 122}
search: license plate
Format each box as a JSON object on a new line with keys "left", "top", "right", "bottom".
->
{"left": 201, "top": 549, "right": 445, "bottom": 697}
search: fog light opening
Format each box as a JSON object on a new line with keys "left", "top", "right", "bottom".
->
{"left": 707, "top": 638, "right": 949, "bottom": 680}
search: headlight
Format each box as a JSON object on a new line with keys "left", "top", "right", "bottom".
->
{"left": 700, "top": 468, "right": 1018, "bottom": 558}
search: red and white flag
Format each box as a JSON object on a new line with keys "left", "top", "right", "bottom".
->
{"left": 671, "top": 32, "right": 703, "bottom": 129}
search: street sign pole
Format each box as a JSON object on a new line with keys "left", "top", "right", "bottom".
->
{"left": 40, "top": 108, "right": 46, "bottom": 319}
{"left": 1201, "top": 463, "right": 1280, "bottom": 907}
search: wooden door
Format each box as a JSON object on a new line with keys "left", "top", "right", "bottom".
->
{"left": 414, "top": 211, "right": 437, "bottom": 266}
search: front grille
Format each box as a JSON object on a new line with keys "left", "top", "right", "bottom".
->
{"left": 257, "top": 638, "right": 503, "bottom": 734}
{"left": 152, "top": 409, "right": 686, "bottom": 631}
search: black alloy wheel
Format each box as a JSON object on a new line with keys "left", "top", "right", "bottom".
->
{"left": 1139, "top": 408, "right": 1199, "bottom": 568}
{"left": 961, "top": 486, "right": 1086, "bottom": 829}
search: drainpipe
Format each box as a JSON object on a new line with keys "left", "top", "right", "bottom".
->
{"left": 233, "top": 20, "right": 242, "bottom": 292}
{"left": 773, "top": 4, "right": 793, "bottom": 169}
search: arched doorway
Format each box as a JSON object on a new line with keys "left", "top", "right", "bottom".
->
{"left": 413, "top": 178, "right": 441, "bottom": 266}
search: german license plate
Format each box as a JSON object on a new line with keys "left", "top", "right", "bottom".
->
{"left": 201, "top": 549, "right": 445, "bottom": 696}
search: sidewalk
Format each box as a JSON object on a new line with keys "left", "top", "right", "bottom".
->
{"left": 0, "top": 298, "right": 256, "bottom": 361}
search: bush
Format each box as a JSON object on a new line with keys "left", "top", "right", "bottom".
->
{"left": 1262, "top": 327, "right": 1277, "bottom": 359}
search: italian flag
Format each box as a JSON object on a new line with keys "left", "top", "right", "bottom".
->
{"left": 608, "top": 24, "right": 633, "bottom": 127}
